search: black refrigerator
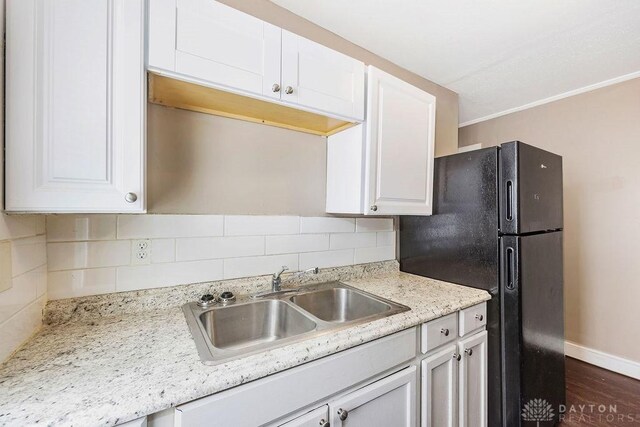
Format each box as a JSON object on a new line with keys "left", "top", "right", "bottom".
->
{"left": 399, "top": 141, "right": 565, "bottom": 427}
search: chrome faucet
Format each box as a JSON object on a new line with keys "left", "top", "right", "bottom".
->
{"left": 272, "top": 266, "right": 289, "bottom": 292}
{"left": 252, "top": 266, "right": 319, "bottom": 299}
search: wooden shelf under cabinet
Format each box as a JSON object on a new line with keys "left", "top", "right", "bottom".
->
{"left": 148, "top": 73, "right": 356, "bottom": 137}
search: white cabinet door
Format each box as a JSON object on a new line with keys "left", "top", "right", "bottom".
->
{"left": 149, "top": 0, "right": 281, "bottom": 100}
{"left": 364, "top": 65, "right": 436, "bottom": 216}
{"left": 458, "top": 331, "right": 488, "bottom": 427}
{"left": 329, "top": 366, "right": 416, "bottom": 427}
{"left": 6, "top": 0, "right": 145, "bottom": 213}
{"left": 421, "top": 344, "right": 457, "bottom": 427}
{"left": 278, "top": 406, "right": 329, "bottom": 427}
{"left": 282, "top": 30, "right": 365, "bottom": 120}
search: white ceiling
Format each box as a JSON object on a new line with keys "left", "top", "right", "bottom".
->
{"left": 270, "top": 0, "right": 640, "bottom": 125}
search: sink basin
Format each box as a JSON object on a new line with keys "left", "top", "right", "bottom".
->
{"left": 183, "top": 282, "right": 409, "bottom": 364}
{"left": 290, "top": 287, "right": 392, "bottom": 322}
{"left": 199, "top": 300, "right": 316, "bottom": 350}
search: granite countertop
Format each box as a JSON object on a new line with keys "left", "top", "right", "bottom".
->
{"left": 0, "top": 263, "right": 490, "bottom": 427}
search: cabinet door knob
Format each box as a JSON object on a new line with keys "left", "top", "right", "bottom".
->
{"left": 453, "top": 353, "right": 461, "bottom": 361}
{"left": 272, "top": 83, "right": 281, "bottom": 93}
{"left": 440, "top": 328, "right": 450, "bottom": 336}
{"left": 475, "top": 314, "right": 484, "bottom": 321}
{"left": 465, "top": 348, "right": 473, "bottom": 356}
{"left": 370, "top": 205, "right": 378, "bottom": 212}
{"left": 284, "top": 86, "right": 294, "bottom": 94}
{"left": 337, "top": 408, "right": 349, "bottom": 421}
{"left": 319, "top": 419, "right": 329, "bottom": 427}
{"left": 125, "top": 192, "right": 138, "bottom": 203}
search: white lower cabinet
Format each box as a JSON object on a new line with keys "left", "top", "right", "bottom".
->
{"left": 329, "top": 366, "right": 416, "bottom": 427}
{"left": 421, "top": 345, "right": 458, "bottom": 427}
{"left": 173, "top": 329, "right": 416, "bottom": 427}
{"left": 147, "top": 305, "right": 487, "bottom": 427}
{"left": 420, "top": 303, "right": 488, "bottom": 427}
{"left": 278, "top": 405, "right": 329, "bottom": 427}
{"left": 117, "top": 416, "right": 147, "bottom": 427}
{"left": 458, "top": 331, "right": 488, "bottom": 427}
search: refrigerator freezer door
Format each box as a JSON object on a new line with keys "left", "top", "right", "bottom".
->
{"left": 400, "top": 148, "right": 499, "bottom": 292}
{"left": 501, "top": 232, "right": 565, "bottom": 427}
{"left": 500, "top": 142, "right": 563, "bottom": 234}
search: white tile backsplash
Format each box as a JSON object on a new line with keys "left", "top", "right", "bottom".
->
{"left": 116, "top": 260, "right": 224, "bottom": 292}
{"left": 223, "top": 254, "right": 299, "bottom": 280}
{"left": 0, "top": 267, "right": 41, "bottom": 324}
{"left": 151, "top": 239, "right": 176, "bottom": 264}
{"left": 45, "top": 215, "right": 396, "bottom": 299}
{"left": 47, "top": 241, "right": 130, "bottom": 271}
{"left": 0, "top": 215, "right": 41, "bottom": 241}
{"left": 329, "top": 232, "right": 377, "bottom": 250}
{"left": 299, "top": 249, "right": 354, "bottom": 270}
{"left": 176, "top": 236, "right": 264, "bottom": 262}
{"left": 46, "top": 215, "right": 116, "bottom": 242}
{"left": 266, "top": 234, "right": 329, "bottom": 255}
{"left": 300, "top": 217, "right": 355, "bottom": 234}
{"left": 11, "top": 236, "right": 47, "bottom": 277}
{"left": 48, "top": 268, "right": 117, "bottom": 300}
{"left": 224, "top": 215, "right": 299, "bottom": 236}
{"left": 355, "top": 218, "right": 394, "bottom": 232}
{"left": 354, "top": 246, "right": 396, "bottom": 264}
{"left": 0, "top": 295, "right": 46, "bottom": 363}
{"left": 0, "top": 214, "right": 47, "bottom": 362}
{"left": 118, "top": 215, "right": 224, "bottom": 239}
{"left": 377, "top": 231, "right": 396, "bottom": 247}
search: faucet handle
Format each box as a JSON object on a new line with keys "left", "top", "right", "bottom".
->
{"left": 274, "top": 266, "right": 289, "bottom": 279}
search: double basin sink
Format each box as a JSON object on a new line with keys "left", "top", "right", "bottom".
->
{"left": 182, "top": 282, "right": 410, "bottom": 364}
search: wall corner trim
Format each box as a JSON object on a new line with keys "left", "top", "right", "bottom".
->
{"left": 565, "top": 340, "right": 640, "bottom": 380}
{"left": 459, "top": 70, "right": 640, "bottom": 128}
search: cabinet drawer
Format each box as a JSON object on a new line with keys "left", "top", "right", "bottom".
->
{"left": 421, "top": 313, "right": 457, "bottom": 354}
{"left": 459, "top": 303, "right": 487, "bottom": 337}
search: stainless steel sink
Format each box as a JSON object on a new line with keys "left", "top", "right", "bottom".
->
{"left": 290, "top": 287, "right": 392, "bottom": 322}
{"left": 199, "top": 300, "right": 317, "bottom": 350}
{"left": 183, "top": 282, "right": 409, "bottom": 364}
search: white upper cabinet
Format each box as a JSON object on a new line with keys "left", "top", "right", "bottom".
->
{"left": 282, "top": 31, "right": 365, "bottom": 120}
{"left": 365, "top": 66, "right": 436, "bottom": 216}
{"left": 147, "top": 0, "right": 365, "bottom": 120}
{"left": 5, "top": 0, "right": 146, "bottom": 213}
{"left": 326, "top": 66, "right": 436, "bottom": 216}
{"left": 149, "top": 0, "right": 282, "bottom": 100}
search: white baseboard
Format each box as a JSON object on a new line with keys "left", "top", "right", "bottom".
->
{"left": 565, "top": 340, "right": 640, "bottom": 380}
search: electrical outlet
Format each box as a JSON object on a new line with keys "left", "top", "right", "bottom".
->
{"left": 131, "top": 239, "right": 151, "bottom": 265}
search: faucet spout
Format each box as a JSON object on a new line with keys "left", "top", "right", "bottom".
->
{"left": 272, "top": 266, "right": 289, "bottom": 292}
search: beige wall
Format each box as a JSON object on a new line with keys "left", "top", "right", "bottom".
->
{"left": 459, "top": 77, "right": 640, "bottom": 363}
{"left": 148, "top": 0, "right": 459, "bottom": 215}
{"left": 148, "top": 104, "right": 328, "bottom": 215}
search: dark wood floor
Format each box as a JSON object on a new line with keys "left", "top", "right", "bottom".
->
{"left": 561, "top": 357, "right": 640, "bottom": 426}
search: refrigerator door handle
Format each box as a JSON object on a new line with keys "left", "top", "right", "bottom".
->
{"left": 505, "top": 180, "right": 514, "bottom": 222}
{"left": 506, "top": 247, "right": 515, "bottom": 289}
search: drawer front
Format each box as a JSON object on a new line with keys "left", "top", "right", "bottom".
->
{"left": 421, "top": 313, "right": 457, "bottom": 353}
{"left": 459, "top": 303, "right": 487, "bottom": 337}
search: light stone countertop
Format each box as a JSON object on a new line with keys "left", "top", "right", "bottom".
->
{"left": 0, "top": 263, "right": 490, "bottom": 427}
